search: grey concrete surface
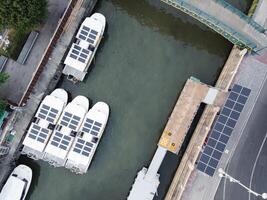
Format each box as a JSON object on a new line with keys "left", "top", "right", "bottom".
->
{"left": 164, "top": 0, "right": 267, "bottom": 50}
{"left": 181, "top": 52, "right": 267, "bottom": 200}
{"left": 0, "top": 0, "right": 68, "bottom": 105}
{"left": 215, "top": 55, "right": 267, "bottom": 200}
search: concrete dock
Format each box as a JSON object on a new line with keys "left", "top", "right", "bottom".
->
{"left": 164, "top": 46, "right": 247, "bottom": 200}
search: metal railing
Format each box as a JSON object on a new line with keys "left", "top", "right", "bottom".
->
{"left": 161, "top": 0, "right": 257, "bottom": 50}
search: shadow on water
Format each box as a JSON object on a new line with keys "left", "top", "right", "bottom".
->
{"left": 17, "top": 155, "right": 41, "bottom": 200}
{"left": 94, "top": 0, "right": 232, "bottom": 57}
{"left": 154, "top": 103, "right": 206, "bottom": 200}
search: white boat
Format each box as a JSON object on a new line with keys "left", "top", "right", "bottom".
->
{"left": 0, "top": 165, "right": 32, "bottom": 200}
{"left": 43, "top": 96, "right": 89, "bottom": 167}
{"left": 22, "top": 89, "right": 68, "bottom": 160}
{"left": 63, "top": 13, "right": 106, "bottom": 83}
{"left": 65, "top": 102, "right": 109, "bottom": 174}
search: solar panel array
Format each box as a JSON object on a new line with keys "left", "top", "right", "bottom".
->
{"left": 72, "top": 138, "right": 94, "bottom": 157}
{"left": 27, "top": 123, "right": 50, "bottom": 144}
{"left": 69, "top": 44, "right": 91, "bottom": 64}
{"left": 197, "top": 84, "right": 251, "bottom": 176}
{"left": 50, "top": 131, "right": 72, "bottom": 151}
{"left": 60, "top": 111, "right": 81, "bottom": 130}
{"left": 37, "top": 104, "right": 59, "bottom": 124}
{"left": 78, "top": 25, "right": 99, "bottom": 45}
{"left": 81, "top": 118, "right": 102, "bottom": 137}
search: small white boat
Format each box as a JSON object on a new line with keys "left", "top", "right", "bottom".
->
{"left": 43, "top": 96, "right": 89, "bottom": 167}
{"left": 65, "top": 102, "right": 109, "bottom": 174}
{"left": 22, "top": 89, "right": 68, "bottom": 160}
{"left": 63, "top": 13, "right": 106, "bottom": 83}
{"left": 0, "top": 165, "right": 32, "bottom": 200}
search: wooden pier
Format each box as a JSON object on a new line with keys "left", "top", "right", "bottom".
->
{"left": 158, "top": 78, "right": 210, "bottom": 154}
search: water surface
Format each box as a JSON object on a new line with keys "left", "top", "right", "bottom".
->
{"left": 19, "top": 0, "right": 252, "bottom": 199}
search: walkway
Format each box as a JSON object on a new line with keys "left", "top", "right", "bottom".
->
{"left": 161, "top": 0, "right": 267, "bottom": 50}
{"left": 0, "top": 0, "right": 91, "bottom": 187}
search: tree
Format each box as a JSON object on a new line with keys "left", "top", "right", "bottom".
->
{"left": 0, "top": 72, "right": 9, "bottom": 85}
{"left": 0, "top": 99, "right": 7, "bottom": 115}
{"left": 0, "top": 0, "right": 47, "bottom": 30}
{"left": 0, "top": 72, "right": 8, "bottom": 114}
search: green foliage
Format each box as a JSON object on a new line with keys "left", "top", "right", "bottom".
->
{"left": 0, "top": 72, "right": 9, "bottom": 85}
{"left": 248, "top": 0, "right": 259, "bottom": 17}
{"left": 5, "top": 28, "right": 29, "bottom": 59}
{"left": 0, "top": 0, "right": 47, "bottom": 30}
{"left": 0, "top": 99, "right": 7, "bottom": 114}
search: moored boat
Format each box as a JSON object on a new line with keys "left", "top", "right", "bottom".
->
{"left": 43, "top": 95, "right": 89, "bottom": 167}
{"left": 0, "top": 165, "right": 32, "bottom": 200}
{"left": 63, "top": 13, "right": 106, "bottom": 83}
{"left": 22, "top": 89, "right": 68, "bottom": 160}
{"left": 65, "top": 102, "right": 109, "bottom": 174}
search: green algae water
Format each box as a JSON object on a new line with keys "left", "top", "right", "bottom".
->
{"left": 19, "top": 0, "right": 252, "bottom": 199}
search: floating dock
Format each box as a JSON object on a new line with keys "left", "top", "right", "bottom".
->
{"left": 128, "top": 77, "right": 224, "bottom": 200}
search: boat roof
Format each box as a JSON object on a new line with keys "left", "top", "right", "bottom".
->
{"left": 0, "top": 176, "right": 25, "bottom": 200}
{"left": 35, "top": 93, "right": 66, "bottom": 125}
{"left": 0, "top": 165, "right": 32, "bottom": 200}
{"left": 128, "top": 168, "right": 159, "bottom": 200}
{"left": 66, "top": 102, "right": 109, "bottom": 166}
{"left": 63, "top": 14, "right": 105, "bottom": 72}
{"left": 44, "top": 130, "right": 75, "bottom": 159}
{"left": 44, "top": 97, "right": 89, "bottom": 159}
{"left": 23, "top": 123, "right": 52, "bottom": 152}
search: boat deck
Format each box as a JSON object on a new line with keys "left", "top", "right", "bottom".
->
{"left": 159, "top": 78, "right": 211, "bottom": 154}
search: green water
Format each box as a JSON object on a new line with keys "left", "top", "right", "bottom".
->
{"left": 19, "top": 0, "right": 252, "bottom": 199}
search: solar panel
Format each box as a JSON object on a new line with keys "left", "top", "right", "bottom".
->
{"left": 51, "top": 141, "right": 59, "bottom": 147}
{"left": 81, "top": 30, "right": 88, "bottom": 36}
{"left": 91, "top": 29, "right": 98, "bottom": 35}
{"left": 42, "top": 104, "right": 50, "bottom": 110}
{"left": 38, "top": 113, "right": 46, "bottom": 120}
{"left": 51, "top": 108, "right": 58, "bottom": 114}
{"left": 82, "top": 49, "right": 89, "bottom": 54}
{"left": 27, "top": 123, "right": 50, "bottom": 144}
{"left": 87, "top": 38, "right": 94, "bottom": 44}
{"left": 40, "top": 109, "right": 48, "bottom": 115}
{"left": 94, "top": 121, "right": 102, "bottom": 127}
{"left": 197, "top": 84, "right": 251, "bottom": 176}
{"left": 73, "top": 115, "right": 81, "bottom": 121}
{"left": 88, "top": 34, "right": 96, "bottom": 39}
{"left": 73, "top": 148, "right": 81, "bottom": 153}
{"left": 90, "top": 130, "right": 98, "bottom": 136}
{"left": 83, "top": 26, "right": 90, "bottom": 32}
{"left": 28, "top": 134, "right": 36, "bottom": 139}
{"left": 72, "top": 49, "right": 79, "bottom": 55}
{"left": 62, "top": 116, "right": 70, "bottom": 122}
{"left": 37, "top": 103, "right": 60, "bottom": 124}
{"left": 78, "top": 58, "right": 86, "bottom": 63}
{"left": 50, "top": 131, "right": 72, "bottom": 151}
{"left": 79, "top": 34, "right": 86, "bottom": 40}
{"left": 37, "top": 138, "right": 45, "bottom": 143}
{"left": 77, "top": 138, "right": 85, "bottom": 144}
{"left": 65, "top": 112, "right": 72, "bottom": 117}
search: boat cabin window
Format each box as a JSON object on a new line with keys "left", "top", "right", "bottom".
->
{"left": 11, "top": 173, "right": 18, "bottom": 177}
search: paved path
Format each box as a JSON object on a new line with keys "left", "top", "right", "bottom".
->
{"left": 215, "top": 51, "right": 267, "bottom": 200}
{"left": 0, "top": 0, "right": 68, "bottom": 105}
